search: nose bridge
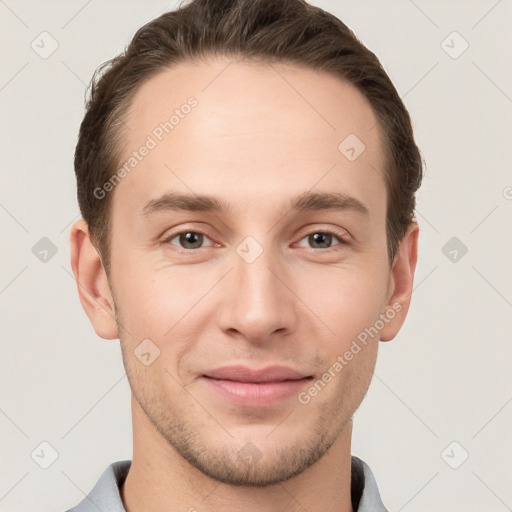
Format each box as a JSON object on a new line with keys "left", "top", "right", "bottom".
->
{"left": 220, "top": 237, "right": 295, "bottom": 340}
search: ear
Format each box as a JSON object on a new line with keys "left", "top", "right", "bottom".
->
{"left": 70, "top": 219, "right": 119, "bottom": 340}
{"left": 380, "top": 221, "right": 419, "bottom": 342}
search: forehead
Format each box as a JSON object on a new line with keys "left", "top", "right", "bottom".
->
{"left": 115, "top": 58, "right": 387, "bottom": 217}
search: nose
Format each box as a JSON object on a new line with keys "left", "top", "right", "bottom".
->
{"left": 217, "top": 242, "right": 299, "bottom": 344}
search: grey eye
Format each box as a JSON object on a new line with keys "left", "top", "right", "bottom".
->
{"left": 308, "top": 233, "right": 333, "bottom": 249}
{"left": 297, "top": 232, "right": 342, "bottom": 249}
{"left": 172, "top": 232, "right": 205, "bottom": 249}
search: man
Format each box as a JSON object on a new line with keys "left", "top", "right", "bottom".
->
{"left": 67, "top": 0, "right": 422, "bottom": 510}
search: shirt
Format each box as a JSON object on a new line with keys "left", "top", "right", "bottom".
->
{"left": 65, "top": 455, "right": 388, "bottom": 511}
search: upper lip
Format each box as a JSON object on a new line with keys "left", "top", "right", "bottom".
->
{"left": 203, "top": 365, "right": 311, "bottom": 383}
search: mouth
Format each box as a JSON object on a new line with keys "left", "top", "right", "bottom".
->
{"left": 201, "top": 365, "right": 313, "bottom": 407}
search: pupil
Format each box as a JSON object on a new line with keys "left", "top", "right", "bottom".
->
{"left": 311, "top": 233, "right": 331, "bottom": 248}
{"left": 181, "top": 232, "right": 202, "bottom": 248}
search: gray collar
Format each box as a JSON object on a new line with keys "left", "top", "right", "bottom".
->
{"left": 66, "top": 456, "right": 388, "bottom": 512}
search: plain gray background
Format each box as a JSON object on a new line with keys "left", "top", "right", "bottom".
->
{"left": 1, "top": 1, "right": 511, "bottom": 511}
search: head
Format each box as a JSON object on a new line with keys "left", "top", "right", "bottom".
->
{"left": 71, "top": 0, "right": 421, "bottom": 487}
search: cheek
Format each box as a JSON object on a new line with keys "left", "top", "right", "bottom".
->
{"left": 111, "top": 250, "right": 186, "bottom": 327}
{"left": 111, "top": 260, "right": 212, "bottom": 373}
{"left": 294, "top": 261, "right": 389, "bottom": 344}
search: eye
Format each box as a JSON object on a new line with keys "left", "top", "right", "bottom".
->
{"left": 163, "top": 230, "right": 216, "bottom": 250}
{"left": 162, "top": 228, "right": 348, "bottom": 252}
{"left": 296, "top": 230, "right": 347, "bottom": 250}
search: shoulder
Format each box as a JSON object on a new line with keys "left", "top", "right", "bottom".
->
{"left": 64, "top": 460, "right": 131, "bottom": 512}
{"left": 351, "top": 455, "right": 389, "bottom": 512}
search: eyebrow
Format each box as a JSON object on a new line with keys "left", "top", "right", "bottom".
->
{"left": 141, "top": 191, "right": 369, "bottom": 217}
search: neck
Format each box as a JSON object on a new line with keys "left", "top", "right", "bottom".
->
{"left": 121, "top": 397, "right": 354, "bottom": 512}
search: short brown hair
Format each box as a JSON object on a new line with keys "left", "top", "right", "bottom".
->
{"left": 74, "top": 0, "right": 423, "bottom": 275}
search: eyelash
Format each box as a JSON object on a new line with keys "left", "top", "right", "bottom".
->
{"left": 161, "top": 228, "right": 349, "bottom": 252}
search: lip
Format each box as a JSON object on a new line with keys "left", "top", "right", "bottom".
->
{"left": 201, "top": 365, "right": 312, "bottom": 407}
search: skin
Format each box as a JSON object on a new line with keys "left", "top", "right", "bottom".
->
{"left": 71, "top": 58, "right": 418, "bottom": 512}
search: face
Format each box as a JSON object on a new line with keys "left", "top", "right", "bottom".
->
{"left": 73, "top": 58, "right": 417, "bottom": 486}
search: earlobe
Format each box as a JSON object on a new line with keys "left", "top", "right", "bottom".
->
{"left": 70, "top": 219, "right": 119, "bottom": 340}
{"left": 380, "top": 221, "right": 419, "bottom": 342}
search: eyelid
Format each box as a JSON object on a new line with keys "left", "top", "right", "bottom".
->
{"left": 298, "top": 222, "right": 350, "bottom": 238}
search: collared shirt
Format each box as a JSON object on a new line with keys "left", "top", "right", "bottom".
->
{"left": 65, "top": 456, "right": 388, "bottom": 512}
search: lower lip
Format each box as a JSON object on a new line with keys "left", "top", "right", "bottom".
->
{"left": 202, "top": 376, "right": 311, "bottom": 407}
